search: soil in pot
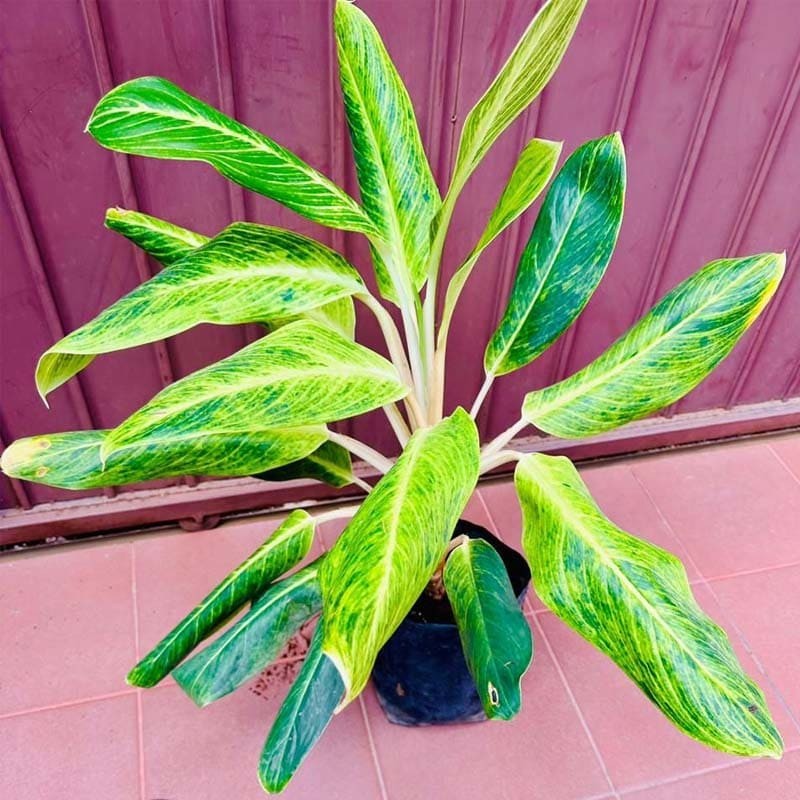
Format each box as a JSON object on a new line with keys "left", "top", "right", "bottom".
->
{"left": 371, "top": 519, "right": 531, "bottom": 726}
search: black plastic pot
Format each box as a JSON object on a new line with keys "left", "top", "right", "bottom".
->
{"left": 371, "top": 519, "right": 531, "bottom": 726}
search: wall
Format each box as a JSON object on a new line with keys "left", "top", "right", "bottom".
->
{"left": 1, "top": 0, "right": 798, "bottom": 531}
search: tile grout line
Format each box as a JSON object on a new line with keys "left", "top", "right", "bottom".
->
{"left": 357, "top": 695, "right": 390, "bottom": 800}
{"left": 703, "top": 558, "right": 800, "bottom": 584}
{"left": 531, "top": 614, "right": 621, "bottom": 800}
{"left": 629, "top": 468, "right": 800, "bottom": 738}
{"left": 131, "top": 544, "right": 147, "bottom": 800}
{"left": 617, "top": 742, "right": 800, "bottom": 797}
{"left": 0, "top": 688, "right": 138, "bottom": 721}
{"left": 766, "top": 442, "right": 800, "bottom": 487}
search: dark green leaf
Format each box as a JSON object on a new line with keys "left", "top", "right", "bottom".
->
{"left": 485, "top": 134, "right": 625, "bottom": 376}
{"left": 173, "top": 559, "right": 323, "bottom": 707}
{"left": 128, "top": 511, "right": 316, "bottom": 687}
{"left": 444, "top": 538, "right": 533, "bottom": 720}
{"left": 259, "top": 621, "right": 344, "bottom": 794}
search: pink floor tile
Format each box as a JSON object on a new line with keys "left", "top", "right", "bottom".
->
{"left": 363, "top": 638, "right": 613, "bottom": 800}
{"left": 0, "top": 694, "right": 140, "bottom": 799}
{"left": 767, "top": 434, "right": 800, "bottom": 481}
{"left": 630, "top": 443, "right": 800, "bottom": 578}
{"left": 0, "top": 543, "right": 136, "bottom": 714}
{"left": 622, "top": 746, "right": 800, "bottom": 799}
{"left": 141, "top": 682, "right": 383, "bottom": 799}
{"left": 537, "top": 583, "right": 798, "bottom": 792}
{"left": 709, "top": 565, "right": 800, "bottom": 730}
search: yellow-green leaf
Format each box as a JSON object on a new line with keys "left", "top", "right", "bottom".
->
{"left": 443, "top": 538, "right": 533, "bottom": 720}
{"left": 36, "top": 223, "right": 365, "bottom": 399}
{"left": 523, "top": 253, "right": 785, "bottom": 438}
{"left": 173, "top": 558, "right": 323, "bottom": 707}
{"left": 442, "top": 138, "right": 562, "bottom": 329}
{"left": 106, "top": 208, "right": 356, "bottom": 339}
{"left": 334, "top": 0, "right": 440, "bottom": 303}
{"left": 515, "top": 453, "right": 783, "bottom": 757}
{"left": 320, "top": 409, "right": 480, "bottom": 706}
{"left": 0, "top": 427, "right": 328, "bottom": 490}
{"left": 87, "top": 76, "right": 375, "bottom": 235}
{"left": 105, "top": 207, "right": 209, "bottom": 265}
{"left": 450, "top": 0, "right": 586, "bottom": 194}
{"left": 259, "top": 620, "right": 344, "bottom": 794}
{"left": 128, "top": 510, "right": 316, "bottom": 688}
{"left": 485, "top": 133, "right": 625, "bottom": 376}
{"left": 102, "top": 320, "right": 407, "bottom": 459}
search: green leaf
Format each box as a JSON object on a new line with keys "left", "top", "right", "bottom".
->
{"left": 515, "top": 453, "right": 783, "bottom": 757}
{"left": 253, "top": 445, "right": 352, "bottom": 489}
{"left": 128, "top": 510, "right": 315, "bottom": 688}
{"left": 174, "top": 559, "right": 323, "bottom": 707}
{"left": 36, "top": 223, "right": 366, "bottom": 399}
{"left": 87, "top": 76, "right": 375, "bottom": 236}
{"left": 523, "top": 252, "right": 785, "bottom": 438}
{"left": 484, "top": 133, "right": 625, "bottom": 376}
{"left": 442, "top": 138, "right": 562, "bottom": 326}
{"left": 0, "top": 427, "right": 327, "bottom": 490}
{"left": 334, "top": 0, "right": 441, "bottom": 303}
{"left": 259, "top": 620, "right": 344, "bottom": 794}
{"left": 443, "top": 538, "right": 533, "bottom": 720}
{"left": 320, "top": 408, "right": 480, "bottom": 705}
{"left": 451, "top": 0, "right": 586, "bottom": 193}
{"left": 102, "top": 320, "right": 407, "bottom": 459}
{"left": 253, "top": 440, "right": 354, "bottom": 489}
{"left": 106, "top": 208, "right": 356, "bottom": 339}
{"left": 105, "top": 207, "right": 209, "bottom": 265}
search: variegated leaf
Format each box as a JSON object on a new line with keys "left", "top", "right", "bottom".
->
{"left": 106, "top": 208, "right": 356, "bottom": 339}
{"left": 259, "top": 620, "right": 344, "bottom": 794}
{"left": 443, "top": 538, "right": 533, "bottom": 720}
{"left": 485, "top": 133, "right": 625, "bottom": 376}
{"left": 102, "top": 320, "right": 407, "bottom": 459}
{"left": 515, "top": 453, "right": 783, "bottom": 757}
{"left": 87, "top": 76, "right": 375, "bottom": 235}
{"left": 450, "top": 0, "right": 585, "bottom": 194}
{"left": 105, "top": 207, "right": 209, "bottom": 265}
{"left": 174, "top": 559, "right": 323, "bottom": 707}
{"left": 36, "top": 223, "right": 365, "bottom": 398}
{"left": 442, "top": 138, "right": 561, "bottom": 326}
{"left": 334, "top": 0, "right": 441, "bottom": 303}
{"left": 523, "top": 253, "right": 785, "bottom": 438}
{"left": 320, "top": 408, "right": 480, "bottom": 705}
{"left": 253, "top": 440, "right": 354, "bottom": 489}
{"left": 128, "top": 511, "right": 316, "bottom": 688}
{"left": 0, "top": 427, "right": 327, "bottom": 489}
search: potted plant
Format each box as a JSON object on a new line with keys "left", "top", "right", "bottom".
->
{"left": 2, "top": 0, "right": 785, "bottom": 793}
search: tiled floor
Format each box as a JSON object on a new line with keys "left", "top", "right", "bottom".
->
{"left": 2, "top": 432, "right": 800, "bottom": 799}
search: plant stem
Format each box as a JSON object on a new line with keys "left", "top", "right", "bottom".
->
{"left": 422, "top": 188, "right": 460, "bottom": 424}
{"left": 481, "top": 417, "right": 528, "bottom": 459}
{"left": 469, "top": 372, "right": 495, "bottom": 419}
{"left": 352, "top": 475, "right": 374, "bottom": 493}
{"left": 383, "top": 402, "right": 411, "bottom": 445}
{"left": 328, "top": 431, "right": 394, "bottom": 474}
{"left": 479, "top": 449, "right": 523, "bottom": 475}
{"left": 311, "top": 505, "right": 359, "bottom": 525}
{"left": 358, "top": 293, "right": 426, "bottom": 428}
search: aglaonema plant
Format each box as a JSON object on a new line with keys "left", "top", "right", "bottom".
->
{"left": 1, "top": 0, "right": 786, "bottom": 792}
